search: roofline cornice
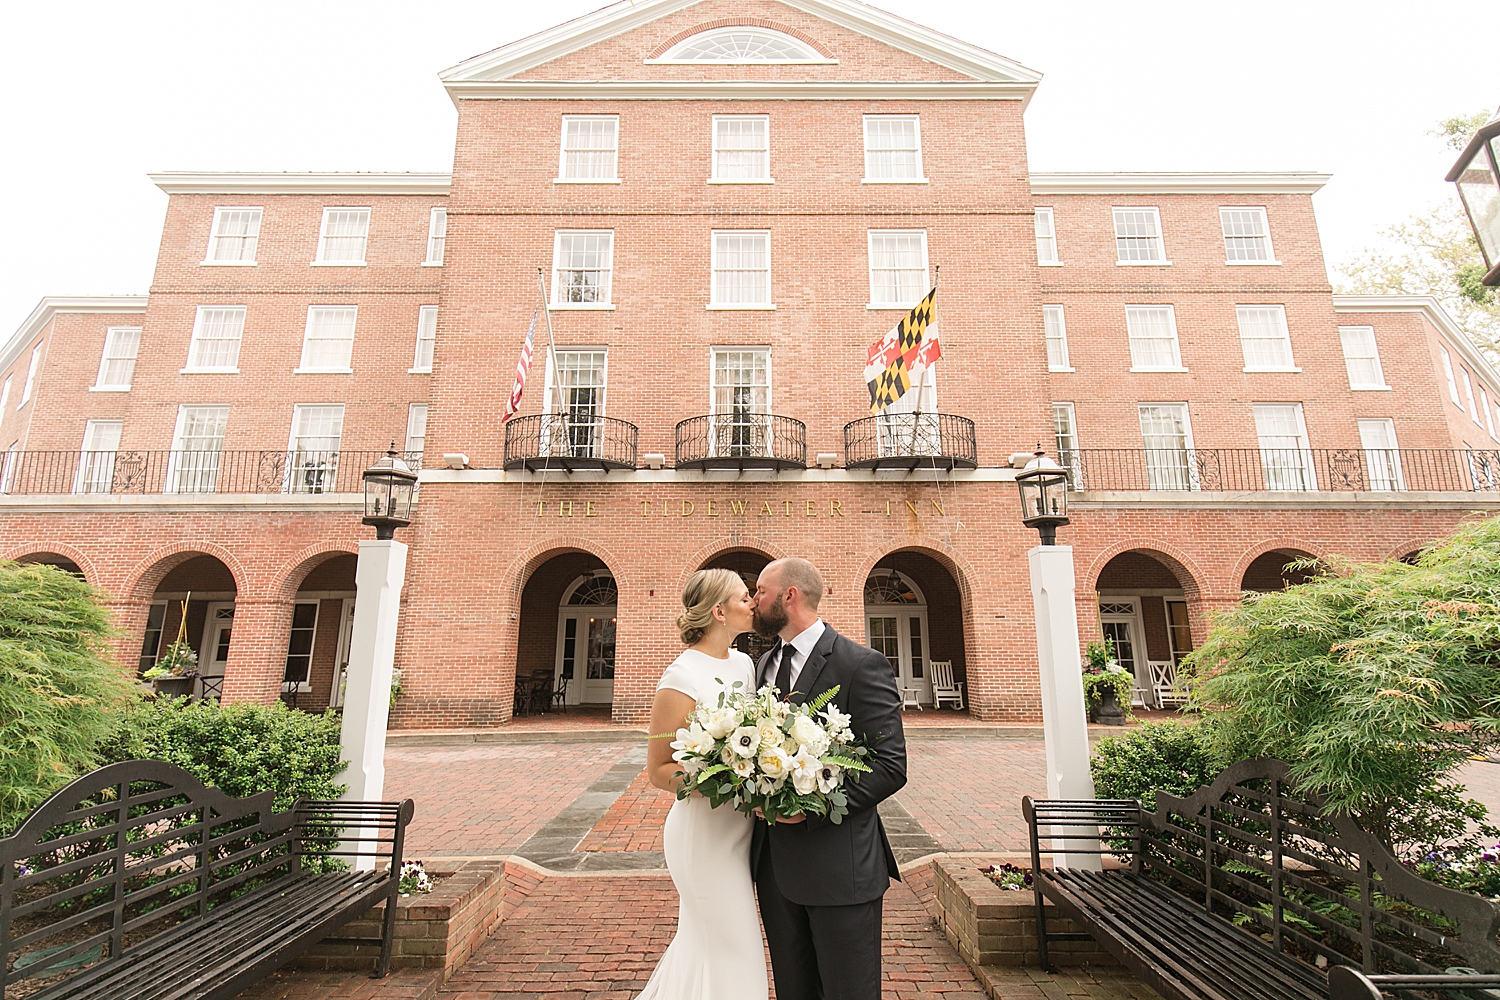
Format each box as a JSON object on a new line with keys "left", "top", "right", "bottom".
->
{"left": 3, "top": 296, "right": 148, "bottom": 373}
{"left": 1332, "top": 293, "right": 1500, "bottom": 390}
{"left": 1030, "top": 172, "right": 1332, "bottom": 195}
{"left": 149, "top": 172, "right": 452, "bottom": 195}
{"left": 445, "top": 80, "right": 1034, "bottom": 102}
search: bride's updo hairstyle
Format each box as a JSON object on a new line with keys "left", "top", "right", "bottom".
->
{"left": 678, "top": 568, "right": 745, "bottom": 645}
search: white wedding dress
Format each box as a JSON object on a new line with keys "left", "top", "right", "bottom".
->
{"left": 636, "top": 647, "right": 769, "bottom": 1000}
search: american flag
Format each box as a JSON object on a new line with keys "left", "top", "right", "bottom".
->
{"left": 502, "top": 308, "right": 538, "bottom": 423}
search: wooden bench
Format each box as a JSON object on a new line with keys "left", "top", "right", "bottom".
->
{"left": 1, "top": 759, "right": 415, "bottom": 1000}
{"left": 1022, "top": 759, "right": 1500, "bottom": 1000}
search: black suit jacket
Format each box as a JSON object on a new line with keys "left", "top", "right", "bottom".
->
{"left": 750, "top": 624, "right": 907, "bottom": 906}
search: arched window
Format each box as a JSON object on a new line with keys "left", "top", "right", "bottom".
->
{"left": 863, "top": 569, "right": 924, "bottom": 606}
{"left": 564, "top": 571, "right": 618, "bottom": 606}
{"left": 659, "top": 28, "right": 825, "bottom": 63}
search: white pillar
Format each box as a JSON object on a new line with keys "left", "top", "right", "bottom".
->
{"left": 339, "top": 539, "right": 408, "bottom": 804}
{"left": 1028, "top": 543, "right": 1101, "bottom": 871}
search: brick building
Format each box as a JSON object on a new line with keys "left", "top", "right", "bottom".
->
{"left": 4, "top": 0, "right": 1499, "bottom": 726}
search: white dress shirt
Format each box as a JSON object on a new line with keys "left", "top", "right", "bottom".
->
{"left": 779, "top": 618, "right": 826, "bottom": 688}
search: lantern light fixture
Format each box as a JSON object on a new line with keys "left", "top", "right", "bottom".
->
{"left": 1447, "top": 108, "right": 1500, "bottom": 288}
{"left": 362, "top": 445, "right": 418, "bottom": 540}
{"left": 1016, "top": 448, "right": 1070, "bottom": 545}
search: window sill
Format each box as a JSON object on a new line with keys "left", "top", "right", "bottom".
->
{"left": 179, "top": 367, "right": 239, "bottom": 375}
{"left": 1225, "top": 259, "right": 1281, "bottom": 266}
{"left": 866, "top": 302, "right": 922, "bottom": 310}
{"left": 554, "top": 178, "right": 622, "bottom": 184}
{"left": 1350, "top": 385, "right": 1394, "bottom": 391}
{"left": 292, "top": 368, "right": 354, "bottom": 375}
{"left": 707, "top": 178, "right": 774, "bottom": 185}
{"left": 421, "top": 261, "right": 443, "bottom": 267}
{"left": 1038, "top": 261, "right": 1064, "bottom": 267}
{"left": 1048, "top": 366, "right": 1076, "bottom": 373}
{"left": 408, "top": 367, "right": 433, "bottom": 374}
{"left": 1242, "top": 367, "right": 1303, "bottom": 373}
{"left": 1129, "top": 366, "right": 1189, "bottom": 373}
{"left": 1116, "top": 260, "right": 1172, "bottom": 266}
{"left": 861, "top": 178, "right": 928, "bottom": 184}
{"left": 199, "top": 260, "right": 257, "bottom": 267}
{"left": 707, "top": 303, "right": 776, "bottom": 310}
{"left": 89, "top": 385, "right": 132, "bottom": 392}
{"left": 310, "top": 261, "right": 367, "bottom": 267}
{"left": 549, "top": 303, "right": 615, "bottom": 311}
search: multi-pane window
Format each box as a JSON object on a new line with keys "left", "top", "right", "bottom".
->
{"left": 315, "top": 208, "right": 370, "bottom": 264}
{"left": 1113, "top": 207, "right": 1166, "bottom": 263}
{"left": 1138, "top": 404, "right": 1194, "bottom": 490}
{"left": 862, "top": 115, "right": 922, "bottom": 181}
{"left": 412, "top": 306, "right": 437, "bottom": 371}
{"left": 185, "top": 307, "right": 244, "bottom": 371}
{"left": 425, "top": 207, "right": 447, "bottom": 264}
{"left": 1338, "top": 326, "right": 1386, "bottom": 389}
{"left": 867, "top": 230, "right": 928, "bottom": 306}
{"left": 169, "top": 405, "right": 229, "bottom": 494}
{"left": 206, "top": 207, "right": 262, "bottom": 263}
{"left": 1220, "top": 207, "right": 1274, "bottom": 262}
{"left": 137, "top": 602, "right": 167, "bottom": 673}
{"left": 1052, "top": 402, "right": 1080, "bottom": 484}
{"left": 1485, "top": 388, "right": 1497, "bottom": 440}
{"left": 712, "top": 348, "right": 771, "bottom": 456}
{"left": 298, "top": 307, "right": 357, "bottom": 371}
{"left": 1254, "top": 403, "right": 1316, "bottom": 491}
{"left": 662, "top": 28, "right": 820, "bottom": 62}
{"left": 551, "top": 231, "right": 614, "bottom": 306}
{"left": 283, "top": 602, "right": 319, "bottom": 690}
{"left": 1034, "top": 208, "right": 1059, "bottom": 264}
{"left": 546, "top": 350, "right": 608, "bottom": 457}
{"left": 1043, "top": 305, "right": 1071, "bottom": 370}
{"left": 711, "top": 231, "right": 771, "bottom": 306}
{"left": 1237, "top": 305, "right": 1295, "bottom": 370}
{"left": 94, "top": 327, "right": 141, "bottom": 389}
{"left": 1125, "top": 306, "right": 1182, "bottom": 370}
{"left": 22, "top": 345, "right": 42, "bottom": 404}
{"left": 74, "top": 419, "right": 122, "bottom": 495}
{"left": 712, "top": 116, "right": 770, "bottom": 181}
{"left": 1, "top": 442, "right": 17, "bottom": 494}
{"left": 1464, "top": 368, "right": 1483, "bottom": 425}
{"left": 559, "top": 116, "right": 619, "bottom": 180}
{"left": 1441, "top": 346, "right": 1462, "bottom": 406}
{"left": 1358, "top": 418, "right": 1404, "bottom": 491}
{"left": 405, "top": 403, "right": 428, "bottom": 462}
{"left": 287, "top": 404, "right": 345, "bottom": 494}
{"left": 0, "top": 376, "right": 10, "bottom": 412}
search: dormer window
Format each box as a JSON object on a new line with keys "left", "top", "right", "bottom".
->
{"left": 655, "top": 28, "right": 829, "bottom": 63}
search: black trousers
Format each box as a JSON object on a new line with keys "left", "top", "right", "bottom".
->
{"left": 754, "top": 844, "right": 884, "bottom": 1000}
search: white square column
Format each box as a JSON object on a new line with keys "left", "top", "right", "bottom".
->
{"left": 339, "top": 538, "right": 408, "bottom": 805}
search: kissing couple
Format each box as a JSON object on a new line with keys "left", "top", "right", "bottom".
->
{"left": 637, "top": 557, "right": 908, "bottom": 1000}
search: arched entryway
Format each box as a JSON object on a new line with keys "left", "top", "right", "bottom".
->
{"left": 141, "top": 554, "right": 238, "bottom": 700}
{"left": 13, "top": 552, "right": 85, "bottom": 579}
{"left": 515, "top": 550, "right": 617, "bottom": 715}
{"left": 1094, "top": 550, "right": 1198, "bottom": 707}
{"left": 863, "top": 551, "right": 966, "bottom": 708}
{"left": 1240, "top": 549, "right": 1318, "bottom": 593}
{"left": 281, "top": 553, "right": 358, "bottom": 711}
{"left": 700, "top": 548, "right": 773, "bottom": 663}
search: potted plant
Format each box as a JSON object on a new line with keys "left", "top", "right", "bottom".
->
{"left": 143, "top": 593, "right": 201, "bottom": 698}
{"left": 1082, "top": 638, "right": 1132, "bottom": 726}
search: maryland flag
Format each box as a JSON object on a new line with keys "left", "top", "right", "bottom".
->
{"left": 864, "top": 287, "right": 940, "bottom": 414}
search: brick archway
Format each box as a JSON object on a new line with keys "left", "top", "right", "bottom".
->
{"left": 1228, "top": 539, "right": 1325, "bottom": 591}
{"left": 2, "top": 542, "right": 100, "bottom": 585}
{"left": 272, "top": 544, "right": 360, "bottom": 602}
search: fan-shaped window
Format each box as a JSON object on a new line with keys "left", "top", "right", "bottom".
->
{"left": 863, "top": 570, "right": 923, "bottom": 606}
{"left": 659, "top": 28, "right": 825, "bottom": 63}
{"left": 565, "top": 572, "right": 618, "bottom": 606}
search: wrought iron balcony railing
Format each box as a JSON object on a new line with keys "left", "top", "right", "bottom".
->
{"left": 1067, "top": 447, "right": 1500, "bottom": 493}
{"left": 502, "top": 413, "right": 639, "bottom": 471}
{"left": 843, "top": 413, "right": 977, "bottom": 471}
{"left": 0, "top": 449, "right": 413, "bottom": 497}
{"left": 674, "top": 414, "right": 806, "bottom": 471}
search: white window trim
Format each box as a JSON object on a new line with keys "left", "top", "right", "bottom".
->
{"left": 542, "top": 347, "right": 610, "bottom": 417}
{"left": 293, "top": 305, "right": 358, "bottom": 374}
{"left": 649, "top": 27, "right": 836, "bottom": 64}
{"left": 708, "top": 345, "right": 773, "bottom": 415}
{"left": 1035, "top": 207, "right": 1062, "bottom": 266}
{"left": 21, "top": 344, "right": 42, "bottom": 405}
{"left": 1253, "top": 402, "right": 1317, "bottom": 491}
{"left": 1113, "top": 206, "right": 1171, "bottom": 266}
{"left": 865, "top": 229, "right": 930, "bottom": 310}
{"left": 1440, "top": 345, "right": 1463, "bottom": 407}
{"left": 91, "top": 326, "right": 141, "bottom": 392}
{"left": 1125, "top": 304, "right": 1187, "bottom": 373}
{"left": 1043, "top": 304, "right": 1074, "bottom": 372}
{"left": 282, "top": 600, "right": 320, "bottom": 693}
{"left": 410, "top": 305, "right": 437, "bottom": 373}
{"left": 1338, "top": 325, "right": 1392, "bottom": 390}
{"left": 709, "top": 115, "right": 773, "bottom": 184}
{"left": 1137, "top": 401, "right": 1198, "bottom": 491}
{"left": 405, "top": 402, "right": 428, "bottom": 456}
{"left": 422, "top": 207, "right": 447, "bottom": 266}
{"left": 201, "top": 206, "right": 262, "bottom": 266}
{"left": 285, "top": 404, "right": 346, "bottom": 452}
{"left": 74, "top": 419, "right": 123, "bottom": 495}
{"left": 555, "top": 115, "right": 621, "bottom": 184}
{"left": 1237, "top": 304, "right": 1301, "bottom": 373}
{"left": 1463, "top": 368, "right": 1483, "bottom": 425}
{"left": 312, "top": 206, "right": 370, "bottom": 266}
{"left": 1219, "top": 206, "right": 1279, "bottom": 265}
{"left": 861, "top": 114, "right": 926, "bottom": 184}
{"left": 709, "top": 229, "right": 774, "bottom": 309}
{"left": 550, "top": 230, "right": 616, "bottom": 310}
{"left": 182, "top": 307, "right": 244, "bottom": 374}
{"left": 166, "top": 404, "right": 229, "bottom": 495}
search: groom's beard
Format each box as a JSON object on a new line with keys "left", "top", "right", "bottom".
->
{"left": 752, "top": 593, "right": 788, "bottom": 638}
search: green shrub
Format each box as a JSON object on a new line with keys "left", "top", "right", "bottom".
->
{"left": 1090, "top": 720, "right": 1220, "bottom": 811}
{"left": 0, "top": 561, "right": 137, "bottom": 834}
{"left": 98, "top": 699, "right": 347, "bottom": 809}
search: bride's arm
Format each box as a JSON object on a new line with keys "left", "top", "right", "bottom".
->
{"left": 647, "top": 688, "right": 699, "bottom": 794}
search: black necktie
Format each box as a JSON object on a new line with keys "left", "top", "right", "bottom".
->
{"left": 775, "top": 643, "right": 797, "bottom": 699}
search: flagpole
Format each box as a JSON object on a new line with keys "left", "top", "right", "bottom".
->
{"left": 536, "top": 268, "right": 570, "bottom": 439}
{"left": 909, "top": 264, "right": 938, "bottom": 457}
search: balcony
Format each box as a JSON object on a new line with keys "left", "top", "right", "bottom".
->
{"left": 674, "top": 414, "right": 806, "bottom": 471}
{"left": 1068, "top": 448, "right": 1500, "bottom": 493}
{"left": 0, "top": 449, "right": 404, "bottom": 497}
{"left": 502, "top": 413, "right": 639, "bottom": 472}
{"left": 843, "top": 413, "right": 978, "bottom": 471}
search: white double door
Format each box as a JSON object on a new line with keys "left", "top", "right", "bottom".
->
{"left": 1098, "top": 597, "right": 1148, "bottom": 705}
{"left": 865, "top": 610, "right": 931, "bottom": 704}
{"left": 555, "top": 610, "right": 617, "bottom": 705}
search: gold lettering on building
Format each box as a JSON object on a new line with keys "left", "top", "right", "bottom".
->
{"left": 905, "top": 500, "right": 919, "bottom": 516}
{"left": 729, "top": 499, "right": 747, "bottom": 515}
{"left": 805, "top": 500, "right": 818, "bottom": 517}
{"left": 585, "top": 500, "right": 598, "bottom": 517}
{"left": 782, "top": 500, "right": 794, "bottom": 516}
{"left": 930, "top": 499, "right": 944, "bottom": 515}
{"left": 760, "top": 501, "right": 774, "bottom": 517}
{"left": 680, "top": 500, "right": 695, "bottom": 516}
{"left": 830, "top": 499, "right": 844, "bottom": 516}
{"left": 559, "top": 500, "right": 574, "bottom": 517}
{"left": 706, "top": 499, "right": 718, "bottom": 517}
{"left": 640, "top": 500, "right": 652, "bottom": 517}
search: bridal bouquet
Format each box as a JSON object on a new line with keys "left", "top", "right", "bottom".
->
{"left": 663, "top": 682, "right": 872, "bottom": 824}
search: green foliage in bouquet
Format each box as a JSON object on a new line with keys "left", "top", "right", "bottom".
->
{"left": 661, "top": 682, "right": 874, "bottom": 825}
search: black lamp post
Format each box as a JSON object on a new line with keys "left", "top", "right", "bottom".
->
{"left": 1447, "top": 109, "right": 1500, "bottom": 288}
{"left": 361, "top": 446, "right": 417, "bottom": 540}
{"left": 1016, "top": 448, "right": 1070, "bottom": 545}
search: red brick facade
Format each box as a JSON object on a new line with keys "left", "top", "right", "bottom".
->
{"left": 3, "top": 0, "right": 1498, "bottom": 727}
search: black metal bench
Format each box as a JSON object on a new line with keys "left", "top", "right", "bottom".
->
{"left": 1022, "top": 759, "right": 1500, "bottom": 1000}
{"left": 1, "top": 759, "right": 414, "bottom": 1000}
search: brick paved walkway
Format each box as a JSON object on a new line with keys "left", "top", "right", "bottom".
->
{"left": 575, "top": 770, "right": 673, "bottom": 853}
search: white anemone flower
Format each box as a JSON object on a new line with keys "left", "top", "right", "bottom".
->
{"left": 729, "top": 726, "right": 762, "bottom": 758}
{"left": 815, "top": 762, "right": 843, "bottom": 794}
{"left": 758, "top": 745, "right": 792, "bottom": 779}
{"left": 730, "top": 756, "right": 757, "bottom": 779}
{"left": 789, "top": 748, "right": 822, "bottom": 795}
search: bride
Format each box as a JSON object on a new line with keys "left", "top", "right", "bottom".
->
{"left": 637, "top": 568, "right": 768, "bottom": 1000}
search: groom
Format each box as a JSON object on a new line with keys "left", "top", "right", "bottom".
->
{"left": 750, "top": 557, "right": 907, "bottom": 1000}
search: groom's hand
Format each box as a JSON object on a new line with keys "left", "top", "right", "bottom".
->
{"left": 776, "top": 813, "right": 806, "bottom": 824}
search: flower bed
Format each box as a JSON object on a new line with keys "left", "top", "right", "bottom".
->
{"left": 931, "top": 856, "right": 1113, "bottom": 969}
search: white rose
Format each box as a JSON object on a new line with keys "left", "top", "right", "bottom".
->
{"left": 788, "top": 714, "right": 827, "bottom": 748}
{"left": 703, "top": 706, "right": 742, "bottom": 740}
{"left": 729, "top": 726, "right": 762, "bottom": 758}
{"left": 756, "top": 719, "right": 781, "bottom": 748}
{"left": 789, "top": 748, "right": 821, "bottom": 795}
{"left": 730, "top": 756, "right": 757, "bottom": 779}
{"left": 781, "top": 737, "right": 800, "bottom": 757}
{"left": 758, "top": 745, "right": 792, "bottom": 779}
{"left": 815, "top": 763, "right": 843, "bottom": 794}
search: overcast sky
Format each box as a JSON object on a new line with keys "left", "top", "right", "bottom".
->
{"left": 2, "top": 0, "right": 1494, "bottom": 341}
